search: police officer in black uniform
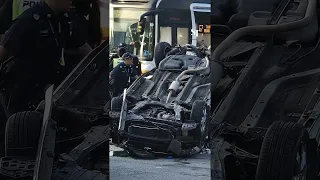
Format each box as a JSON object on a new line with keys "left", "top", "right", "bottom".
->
{"left": 109, "top": 52, "right": 139, "bottom": 97}
{"left": 0, "top": 0, "right": 92, "bottom": 117}
{"left": 117, "top": 45, "right": 141, "bottom": 76}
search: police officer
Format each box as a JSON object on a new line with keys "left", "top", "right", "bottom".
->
{"left": 115, "top": 46, "right": 141, "bottom": 76}
{"left": 0, "top": 0, "right": 92, "bottom": 117}
{"left": 72, "top": 0, "right": 102, "bottom": 49}
{"left": 109, "top": 52, "right": 139, "bottom": 97}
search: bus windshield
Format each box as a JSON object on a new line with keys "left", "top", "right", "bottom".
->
{"left": 110, "top": 7, "right": 147, "bottom": 52}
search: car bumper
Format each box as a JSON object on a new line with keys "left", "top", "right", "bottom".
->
{"left": 117, "top": 119, "right": 199, "bottom": 154}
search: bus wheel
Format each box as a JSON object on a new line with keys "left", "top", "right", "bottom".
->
{"left": 154, "top": 42, "right": 171, "bottom": 67}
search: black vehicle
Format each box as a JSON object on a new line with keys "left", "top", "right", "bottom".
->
{"left": 109, "top": 44, "right": 211, "bottom": 156}
{"left": 0, "top": 41, "right": 110, "bottom": 179}
{"left": 209, "top": 0, "right": 320, "bottom": 179}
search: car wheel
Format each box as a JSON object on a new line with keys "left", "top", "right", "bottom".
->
{"left": 255, "top": 121, "right": 317, "bottom": 180}
{"left": 5, "top": 111, "right": 43, "bottom": 157}
{"left": 154, "top": 42, "right": 171, "bottom": 67}
{"left": 190, "top": 100, "right": 209, "bottom": 144}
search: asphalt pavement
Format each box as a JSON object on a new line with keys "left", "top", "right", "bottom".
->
{"left": 109, "top": 145, "right": 211, "bottom": 180}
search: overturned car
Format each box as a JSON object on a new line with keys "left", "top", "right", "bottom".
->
{"left": 0, "top": 41, "right": 110, "bottom": 180}
{"left": 209, "top": 0, "right": 320, "bottom": 179}
{"left": 109, "top": 44, "right": 211, "bottom": 156}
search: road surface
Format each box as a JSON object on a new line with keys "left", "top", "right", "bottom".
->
{"left": 109, "top": 145, "right": 211, "bottom": 180}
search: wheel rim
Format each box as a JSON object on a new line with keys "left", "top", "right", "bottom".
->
{"left": 293, "top": 141, "right": 307, "bottom": 180}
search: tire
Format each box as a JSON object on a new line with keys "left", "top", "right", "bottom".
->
{"left": 111, "top": 96, "right": 123, "bottom": 112}
{"left": 255, "top": 121, "right": 317, "bottom": 180}
{"left": 5, "top": 111, "right": 43, "bottom": 157}
{"left": 190, "top": 100, "right": 209, "bottom": 142}
{"left": 154, "top": 42, "right": 171, "bottom": 67}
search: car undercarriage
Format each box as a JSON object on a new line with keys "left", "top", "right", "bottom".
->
{"left": 0, "top": 41, "right": 110, "bottom": 180}
{"left": 210, "top": 0, "right": 320, "bottom": 179}
{"left": 109, "top": 44, "right": 211, "bottom": 157}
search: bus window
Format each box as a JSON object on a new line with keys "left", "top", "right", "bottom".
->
{"left": 160, "top": 27, "right": 172, "bottom": 44}
{"left": 140, "top": 19, "right": 155, "bottom": 59}
{"left": 194, "top": 12, "right": 211, "bottom": 46}
{"left": 197, "top": 32, "right": 210, "bottom": 47}
{"left": 124, "top": 23, "right": 139, "bottom": 54}
{"left": 177, "top": 27, "right": 189, "bottom": 45}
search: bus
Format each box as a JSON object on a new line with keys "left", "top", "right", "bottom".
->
{"left": 110, "top": 0, "right": 210, "bottom": 73}
{"left": 138, "top": 0, "right": 210, "bottom": 73}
